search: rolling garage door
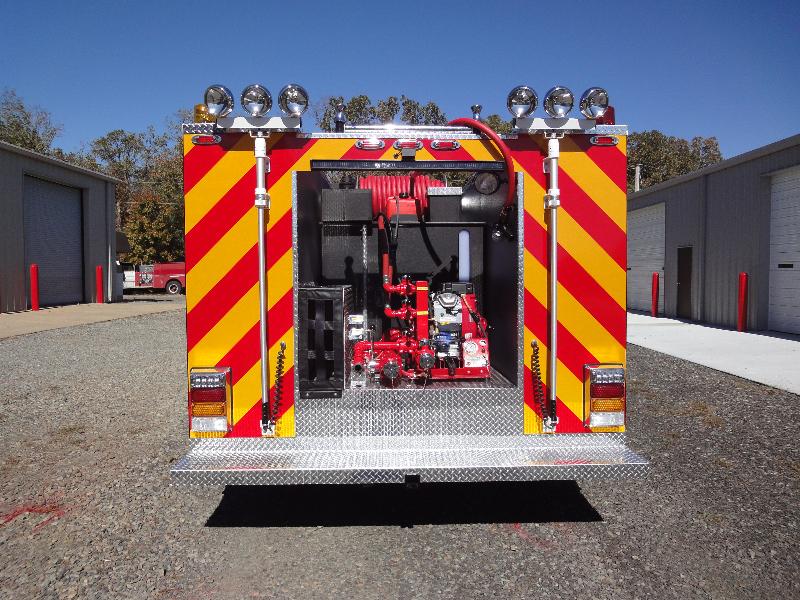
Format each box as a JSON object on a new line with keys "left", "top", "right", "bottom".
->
{"left": 23, "top": 177, "right": 84, "bottom": 306}
{"left": 627, "top": 203, "right": 665, "bottom": 312}
{"left": 768, "top": 166, "right": 800, "bottom": 334}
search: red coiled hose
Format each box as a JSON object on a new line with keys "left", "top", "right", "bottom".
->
{"left": 448, "top": 117, "right": 516, "bottom": 224}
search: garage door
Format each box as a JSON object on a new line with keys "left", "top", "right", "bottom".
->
{"left": 769, "top": 166, "right": 800, "bottom": 334}
{"left": 627, "top": 203, "right": 665, "bottom": 312}
{"left": 23, "top": 177, "right": 84, "bottom": 307}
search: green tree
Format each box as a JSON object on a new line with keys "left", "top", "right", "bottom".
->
{"left": 83, "top": 118, "right": 185, "bottom": 262}
{"left": 123, "top": 191, "right": 184, "bottom": 263}
{"left": 315, "top": 94, "right": 450, "bottom": 131}
{"left": 0, "top": 89, "right": 62, "bottom": 154}
{"left": 374, "top": 96, "right": 400, "bottom": 124}
{"left": 628, "top": 130, "right": 722, "bottom": 192}
{"left": 484, "top": 114, "right": 514, "bottom": 134}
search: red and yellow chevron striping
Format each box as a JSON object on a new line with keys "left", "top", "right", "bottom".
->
{"left": 183, "top": 131, "right": 626, "bottom": 437}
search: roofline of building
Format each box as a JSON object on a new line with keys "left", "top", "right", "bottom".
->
{"left": 0, "top": 140, "right": 122, "bottom": 184}
{"left": 628, "top": 133, "right": 800, "bottom": 201}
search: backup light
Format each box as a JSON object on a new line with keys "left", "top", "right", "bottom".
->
{"left": 579, "top": 87, "right": 609, "bottom": 119}
{"left": 506, "top": 85, "right": 538, "bottom": 118}
{"left": 204, "top": 85, "right": 234, "bottom": 117}
{"left": 278, "top": 83, "right": 309, "bottom": 116}
{"left": 543, "top": 86, "right": 574, "bottom": 118}
{"left": 240, "top": 84, "right": 272, "bottom": 117}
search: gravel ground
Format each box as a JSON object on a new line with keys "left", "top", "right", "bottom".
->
{"left": 0, "top": 311, "right": 797, "bottom": 599}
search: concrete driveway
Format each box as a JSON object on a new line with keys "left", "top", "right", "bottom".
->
{"left": 0, "top": 294, "right": 184, "bottom": 339}
{"left": 628, "top": 312, "right": 800, "bottom": 394}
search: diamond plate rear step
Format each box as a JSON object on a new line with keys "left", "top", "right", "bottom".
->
{"left": 171, "top": 434, "right": 648, "bottom": 485}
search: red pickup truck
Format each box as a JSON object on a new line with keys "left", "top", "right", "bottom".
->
{"left": 121, "top": 262, "right": 185, "bottom": 295}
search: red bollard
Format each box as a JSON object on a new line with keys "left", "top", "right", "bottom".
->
{"left": 651, "top": 272, "right": 659, "bottom": 317}
{"left": 95, "top": 265, "right": 104, "bottom": 304}
{"left": 737, "top": 272, "right": 748, "bottom": 332}
{"left": 30, "top": 264, "right": 40, "bottom": 311}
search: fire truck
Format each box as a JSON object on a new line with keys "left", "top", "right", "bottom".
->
{"left": 171, "top": 83, "right": 648, "bottom": 485}
{"left": 121, "top": 261, "right": 185, "bottom": 295}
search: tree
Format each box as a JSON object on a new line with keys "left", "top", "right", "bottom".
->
{"left": 123, "top": 191, "right": 184, "bottom": 264}
{"left": 484, "top": 114, "right": 513, "bottom": 134}
{"left": 627, "top": 130, "right": 722, "bottom": 192}
{"left": 315, "top": 94, "right": 449, "bottom": 131}
{"left": 0, "top": 89, "right": 62, "bottom": 154}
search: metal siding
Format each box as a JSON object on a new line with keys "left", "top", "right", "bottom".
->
{"left": 23, "top": 177, "right": 84, "bottom": 306}
{"left": 627, "top": 203, "right": 664, "bottom": 311}
{"left": 0, "top": 147, "right": 115, "bottom": 312}
{"left": 663, "top": 178, "right": 705, "bottom": 319}
{"left": 628, "top": 139, "right": 800, "bottom": 330}
{"left": 704, "top": 167, "right": 762, "bottom": 328}
{"left": 768, "top": 166, "right": 800, "bottom": 333}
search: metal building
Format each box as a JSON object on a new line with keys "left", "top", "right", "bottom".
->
{"left": 0, "top": 141, "right": 119, "bottom": 313}
{"left": 627, "top": 134, "right": 800, "bottom": 334}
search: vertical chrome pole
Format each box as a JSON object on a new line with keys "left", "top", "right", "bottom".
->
{"left": 361, "top": 224, "right": 368, "bottom": 322}
{"left": 254, "top": 134, "right": 272, "bottom": 435}
{"left": 543, "top": 135, "right": 561, "bottom": 432}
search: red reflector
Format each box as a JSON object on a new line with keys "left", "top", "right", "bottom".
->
{"left": 355, "top": 138, "right": 385, "bottom": 151}
{"left": 431, "top": 140, "right": 461, "bottom": 151}
{"left": 590, "top": 382, "right": 625, "bottom": 398}
{"left": 191, "top": 387, "right": 225, "bottom": 403}
{"left": 393, "top": 139, "right": 422, "bottom": 150}
{"left": 191, "top": 134, "right": 221, "bottom": 145}
{"left": 589, "top": 135, "right": 618, "bottom": 146}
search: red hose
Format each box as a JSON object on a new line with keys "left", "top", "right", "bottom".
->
{"left": 448, "top": 117, "right": 516, "bottom": 219}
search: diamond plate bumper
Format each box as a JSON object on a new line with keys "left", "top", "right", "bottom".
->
{"left": 171, "top": 434, "right": 648, "bottom": 485}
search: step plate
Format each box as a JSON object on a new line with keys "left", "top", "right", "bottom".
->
{"left": 171, "top": 434, "right": 648, "bottom": 485}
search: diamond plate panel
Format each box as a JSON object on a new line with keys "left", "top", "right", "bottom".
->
{"left": 171, "top": 434, "right": 647, "bottom": 485}
{"left": 296, "top": 372, "right": 522, "bottom": 437}
{"left": 182, "top": 123, "right": 216, "bottom": 134}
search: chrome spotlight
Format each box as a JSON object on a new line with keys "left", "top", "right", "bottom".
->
{"left": 579, "top": 87, "right": 609, "bottom": 119}
{"left": 278, "top": 84, "right": 309, "bottom": 117}
{"left": 543, "top": 86, "right": 574, "bottom": 118}
{"left": 240, "top": 84, "right": 272, "bottom": 117}
{"left": 204, "top": 85, "right": 234, "bottom": 117}
{"left": 506, "top": 86, "right": 537, "bottom": 118}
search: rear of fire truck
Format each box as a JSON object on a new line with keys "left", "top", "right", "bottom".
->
{"left": 171, "top": 83, "right": 648, "bottom": 485}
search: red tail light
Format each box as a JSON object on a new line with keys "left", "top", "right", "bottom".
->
{"left": 590, "top": 382, "right": 625, "bottom": 398}
{"left": 190, "top": 387, "right": 225, "bottom": 403}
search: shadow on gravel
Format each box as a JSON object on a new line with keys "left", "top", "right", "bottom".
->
{"left": 206, "top": 481, "right": 601, "bottom": 528}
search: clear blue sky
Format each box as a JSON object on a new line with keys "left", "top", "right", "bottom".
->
{"left": 2, "top": 0, "right": 798, "bottom": 158}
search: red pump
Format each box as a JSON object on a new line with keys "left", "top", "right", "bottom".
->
{"left": 352, "top": 177, "right": 491, "bottom": 384}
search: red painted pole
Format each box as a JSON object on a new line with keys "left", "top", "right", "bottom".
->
{"left": 30, "top": 264, "right": 40, "bottom": 311}
{"left": 95, "top": 265, "right": 104, "bottom": 304}
{"left": 737, "top": 272, "right": 748, "bottom": 332}
{"left": 651, "top": 272, "right": 659, "bottom": 317}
